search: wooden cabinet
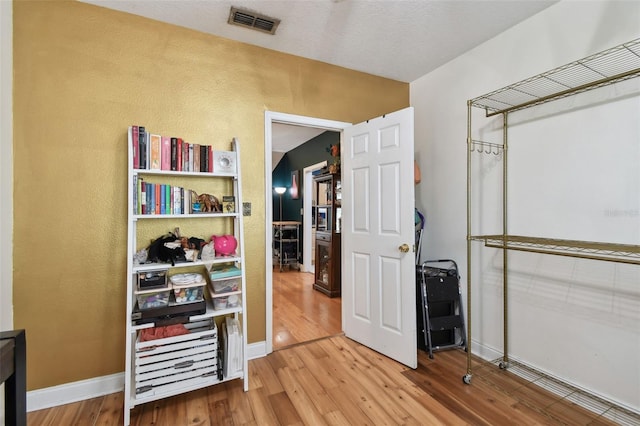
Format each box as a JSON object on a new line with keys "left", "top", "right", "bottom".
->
{"left": 313, "top": 172, "right": 341, "bottom": 297}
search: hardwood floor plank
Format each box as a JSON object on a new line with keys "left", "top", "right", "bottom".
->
{"left": 290, "top": 345, "right": 341, "bottom": 390}
{"left": 315, "top": 338, "right": 418, "bottom": 424}
{"left": 41, "top": 400, "right": 83, "bottom": 426}
{"left": 210, "top": 398, "right": 233, "bottom": 425}
{"left": 70, "top": 396, "right": 104, "bottom": 426}
{"left": 276, "top": 366, "right": 329, "bottom": 425}
{"left": 268, "top": 391, "right": 303, "bottom": 425}
{"left": 185, "top": 388, "right": 211, "bottom": 426}
{"left": 27, "top": 403, "right": 60, "bottom": 426}
{"left": 36, "top": 396, "right": 104, "bottom": 426}
{"left": 249, "top": 356, "right": 284, "bottom": 396}
{"left": 288, "top": 365, "right": 337, "bottom": 415}
{"left": 355, "top": 393, "right": 402, "bottom": 426}
{"left": 94, "top": 392, "right": 124, "bottom": 426}
{"left": 327, "top": 383, "right": 381, "bottom": 425}
{"left": 546, "top": 397, "right": 613, "bottom": 425}
{"left": 225, "top": 380, "right": 255, "bottom": 425}
{"left": 322, "top": 410, "right": 352, "bottom": 426}
{"left": 246, "top": 387, "right": 280, "bottom": 426}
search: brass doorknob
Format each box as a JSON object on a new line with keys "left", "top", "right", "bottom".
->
{"left": 399, "top": 243, "right": 410, "bottom": 253}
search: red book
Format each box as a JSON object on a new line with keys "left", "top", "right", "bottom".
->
{"left": 132, "top": 126, "right": 139, "bottom": 170}
{"left": 177, "top": 138, "right": 183, "bottom": 171}
{"left": 140, "top": 179, "right": 146, "bottom": 214}
{"left": 155, "top": 184, "right": 161, "bottom": 214}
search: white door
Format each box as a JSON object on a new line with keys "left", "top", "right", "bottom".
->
{"left": 342, "top": 107, "right": 416, "bottom": 368}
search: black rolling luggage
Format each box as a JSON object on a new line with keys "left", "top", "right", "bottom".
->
{"left": 416, "top": 259, "right": 467, "bottom": 359}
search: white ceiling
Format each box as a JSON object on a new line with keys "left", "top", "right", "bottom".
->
{"left": 81, "top": 0, "right": 557, "bottom": 152}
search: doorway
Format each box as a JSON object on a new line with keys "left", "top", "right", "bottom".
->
{"left": 264, "top": 112, "right": 350, "bottom": 354}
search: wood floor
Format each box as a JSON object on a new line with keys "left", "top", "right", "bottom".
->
{"left": 272, "top": 270, "right": 341, "bottom": 350}
{"left": 27, "top": 270, "right": 638, "bottom": 425}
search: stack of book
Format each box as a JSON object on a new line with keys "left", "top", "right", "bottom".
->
{"left": 132, "top": 176, "right": 195, "bottom": 215}
{"left": 131, "top": 125, "right": 237, "bottom": 173}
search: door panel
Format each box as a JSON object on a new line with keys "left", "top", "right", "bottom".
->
{"left": 352, "top": 253, "right": 371, "bottom": 320}
{"left": 342, "top": 107, "right": 416, "bottom": 368}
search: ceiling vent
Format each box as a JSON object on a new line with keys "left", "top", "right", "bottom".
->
{"left": 228, "top": 7, "right": 280, "bottom": 35}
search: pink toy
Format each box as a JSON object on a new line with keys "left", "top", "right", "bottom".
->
{"left": 213, "top": 235, "right": 237, "bottom": 256}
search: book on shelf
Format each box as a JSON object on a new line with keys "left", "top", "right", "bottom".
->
{"left": 165, "top": 185, "right": 172, "bottom": 214}
{"left": 222, "top": 196, "right": 235, "bottom": 214}
{"left": 132, "top": 126, "right": 139, "bottom": 170}
{"left": 170, "top": 137, "right": 178, "bottom": 171}
{"left": 160, "top": 184, "right": 166, "bottom": 215}
{"left": 177, "top": 138, "right": 183, "bottom": 172}
{"left": 161, "top": 136, "right": 171, "bottom": 171}
{"left": 130, "top": 126, "right": 237, "bottom": 175}
{"left": 182, "top": 141, "right": 190, "bottom": 172}
{"left": 188, "top": 144, "right": 194, "bottom": 172}
{"left": 173, "top": 186, "right": 181, "bottom": 215}
{"left": 132, "top": 175, "right": 137, "bottom": 215}
{"left": 183, "top": 189, "right": 192, "bottom": 214}
{"left": 138, "top": 126, "right": 147, "bottom": 169}
{"left": 150, "top": 134, "right": 162, "bottom": 170}
{"left": 155, "top": 184, "right": 161, "bottom": 214}
{"left": 208, "top": 145, "right": 214, "bottom": 173}
{"left": 139, "top": 179, "right": 146, "bottom": 214}
{"left": 193, "top": 143, "right": 200, "bottom": 172}
{"left": 200, "top": 145, "right": 208, "bottom": 172}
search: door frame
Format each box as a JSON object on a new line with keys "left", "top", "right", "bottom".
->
{"left": 1, "top": 0, "right": 13, "bottom": 331}
{"left": 264, "top": 111, "right": 350, "bottom": 354}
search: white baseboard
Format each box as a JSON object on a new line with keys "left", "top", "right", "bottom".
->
{"left": 27, "top": 340, "right": 268, "bottom": 412}
{"left": 27, "top": 372, "right": 124, "bottom": 412}
{"left": 247, "top": 340, "right": 267, "bottom": 360}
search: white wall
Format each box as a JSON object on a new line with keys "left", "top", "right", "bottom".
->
{"left": 411, "top": 0, "right": 639, "bottom": 412}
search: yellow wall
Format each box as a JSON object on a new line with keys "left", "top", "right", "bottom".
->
{"left": 13, "top": 0, "right": 408, "bottom": 390}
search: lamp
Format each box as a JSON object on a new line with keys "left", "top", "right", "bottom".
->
{"left": 274, "top": 186, "right": 287, "bottom": 222}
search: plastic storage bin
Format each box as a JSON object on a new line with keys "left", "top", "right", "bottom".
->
{"left": 169, "top": 273, "right": 206, "bottom": 304}
{"left": 211, "top": 277, "right": 240, "bottom": 294}
{"left": 135, "top": 288, "right": 171, "bottom": 310}
{"left": 172, "top": 282, "right": 205, "bottom": 304}
{"left": 212, "top": 294, "right": 240, "bottom": 311}
{"left": 213, "top": 297, "right": 228, "bottom": 310}
{"left": 137, "top": 270, "right": 168, "bottom": 290}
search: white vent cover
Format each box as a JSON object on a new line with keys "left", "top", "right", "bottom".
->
{"left": 228, "top": 7, "right": 280, "bottom": 35}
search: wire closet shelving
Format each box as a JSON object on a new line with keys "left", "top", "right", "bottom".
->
{"left": 464, "top": 38, "right": 640, "bottom": 385}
